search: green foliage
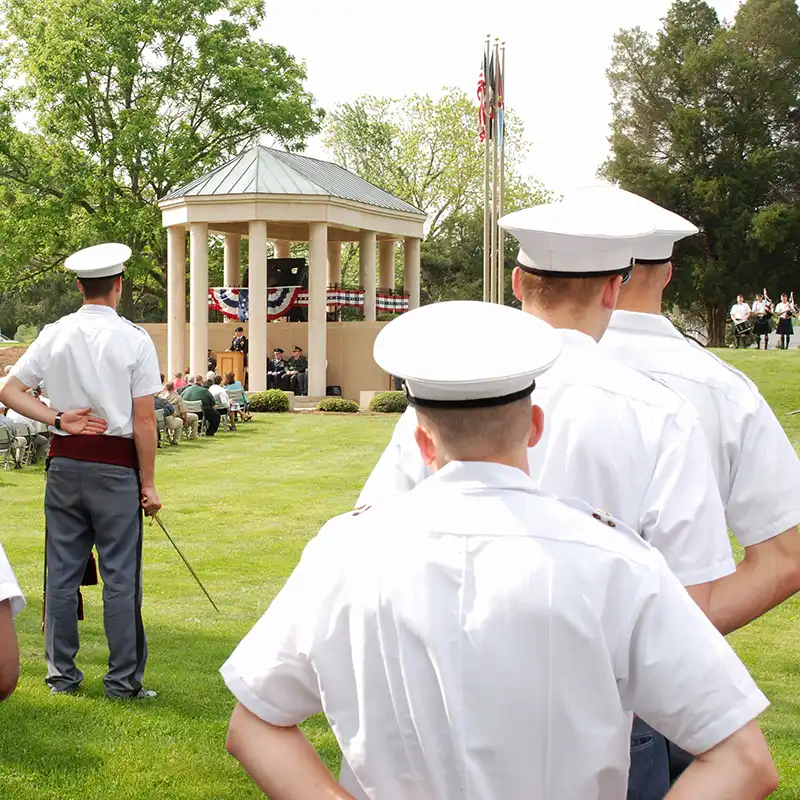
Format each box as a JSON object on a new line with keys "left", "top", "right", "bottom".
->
{"left": 603, "top": 0, "right": 800, "bottom": 345}
{"left": 0, "top": 0, "right": 322, "bottom": 320}
{"left": 368, "top": 391, "right": 409, "bottom": 413}
{"left": 247, "top": 389, "right": 290, "bottom": 413}
{"left": 316, "top": 397, "right": 359, "bottom": 413}
{"left": 12, "top": 323, "right": 39, "bottom": 342}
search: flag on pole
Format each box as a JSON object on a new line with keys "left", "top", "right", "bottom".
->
{"left": 496, "top": 49, "right": 504, "bottom": 152}
{"left": 486, "top": 49, "right": 496, "bottom": 140}
{"left": 477, "top": 53, "right": 487, "bottom": 142}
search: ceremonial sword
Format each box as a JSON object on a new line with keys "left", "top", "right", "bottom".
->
{"left": 151, "top": 513, "right": 220, "bottom": 612}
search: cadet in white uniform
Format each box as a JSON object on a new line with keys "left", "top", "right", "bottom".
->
{"left": 730, "top": 295, "right": 752, "bottom": 348}
{"left": 0, "top": 243, "right": 162, "bottom": 699}
{"left": 221, "top": 301, "right": 776, "bottom": 800}
{"left": 0, "top": 541, "right": 25, "bottom": 701}
{"left": 597, "top": 186, "right": 800, "bottom": 637}
{"left": 358, "top": 199, "right": 736, "bottom": 799}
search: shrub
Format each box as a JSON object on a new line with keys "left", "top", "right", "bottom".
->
{"left": 368, "top": 391, "right": 408, "bottom": 413}
{"left": 316, "top": 397, "right": 359, "bottom": 413}
{"left": 13, "top": 324, "right": 39, "bottom": 343}
{"left": 247, "top": 390, "right": 290, "bottom": 413}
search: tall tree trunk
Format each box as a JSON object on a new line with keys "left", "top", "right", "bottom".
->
{"left": 120, "top": 278, "right": 135, "bottom": 320}
{"left": 706, "top": 303, "right": 727, "bottom": 347}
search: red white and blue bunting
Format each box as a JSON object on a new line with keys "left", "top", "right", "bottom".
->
{"left": 208, "top": 286, "right": 406, "bottom": 321}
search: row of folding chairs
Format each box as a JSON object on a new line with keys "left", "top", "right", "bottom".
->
{"left": 0, "top": 420, "right": 49, "bottom": 470}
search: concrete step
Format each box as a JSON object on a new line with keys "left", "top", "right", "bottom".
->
{"left": 293, "top": 396, "right": 326, "bottom": 411}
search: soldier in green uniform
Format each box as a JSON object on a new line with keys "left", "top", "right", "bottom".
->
{"left": 285, "top": 346, "right": 308, "bottom": 396}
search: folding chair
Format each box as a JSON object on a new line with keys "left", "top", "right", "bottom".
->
{"left": 155, "top": 409, "right": 166, "bottom": 447}
{"left": 12, "top": 422, "right": 34, "bottom": 467}
{"left": 0, "top": 427, "right": 13, "bottom": 471}
{"left": 225, "top": 389, "right": 251, "bottom": 422}
{"left": 182, "top": 400, "right": 207, "bottom": 435}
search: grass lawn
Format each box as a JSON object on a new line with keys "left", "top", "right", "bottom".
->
{"left": 0, "top": 347, "right": 799, "bottom": 798}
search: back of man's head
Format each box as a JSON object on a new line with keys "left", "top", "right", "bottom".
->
{"left": 174, "top": 372, "right": 182, "bottom": 379}
{"left": 195, "top": 374, "right": 205, "bottom": 384}
{"left": 165, "top": 381, "right": 175, "bottom": 392}
{"left": 616, "top": 261, "right": 672, "bottom": 313}
{"left": 416, "top": 396, "right": 537, "bottom": 464}
{"left": 77, "top": 275, "right": 122, "bottom": 302}
{"left": 213, "top": 375, "right": 222, "bottom": 386}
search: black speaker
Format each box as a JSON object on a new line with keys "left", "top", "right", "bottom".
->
{"left": 326, "top": 385, "right": 342, "bottom": 396}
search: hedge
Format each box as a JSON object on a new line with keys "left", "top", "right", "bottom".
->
{"left": 316, "top": 397, "right": 360, "bottom": 413}
{"left": 247, "top": 390, "right": 290, "bottom": 413}
{"left": 368, "top": 391, "right": 408, "bottom": 413}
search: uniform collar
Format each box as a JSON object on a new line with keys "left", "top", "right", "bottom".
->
{"left": 78, "top": 304, "right": 118, "bottom": 315}
{"left": 558, "top": 328, "right": 597, "bottom": 350}
{"left": 608, "top": 309, "right": 685, "bottom": 341}
{"left": 423, "top": 460, "right": 538, "bottom": 495}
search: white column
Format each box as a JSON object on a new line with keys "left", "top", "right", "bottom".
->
{"left": 274, "top": 240, "right": 291, "bottom": 259}
{"left": 360, "top": 231, "right": 377, "bottom": 322}
{"left": 224, "top": 234, "right": 241, "bottom": 286}
{"left": 249, "top": 220, "right": 268, "bottom": 392}
{"left": 327, "top": 241, "right": 342, "bottom": 286}
{"left": 379, "top": 239, "right": 396, "bottom": 289}
{"left": 308, "top": 222, "right": 328, "bottom": 397}
{"left": 167, "top": 226, "right": 186, "bottom": 377}
{"left": 404, "top": 237, "right": 421, "bottom": 310}
{"left": 189, "top": 222, "right": 209, "bottom": 378}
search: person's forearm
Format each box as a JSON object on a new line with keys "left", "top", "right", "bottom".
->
{"left": 709, "top": 549, "right": 800, "bottom": 635}
{"left": 133, "top": 419, "right": 158, "bottom": 487}
{"left": 227, "top": 705, "right": 354, "bottom": 800}
{"left": 666, "top": 756, "right": 773, "bottom": 799}
{"left": 0, "top": 382, "right": 56, "bottom": 426}
{"left": 0, "top": 600, "right": 20, "bottom": 701}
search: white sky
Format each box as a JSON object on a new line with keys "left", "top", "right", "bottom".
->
{"left": 259, "top": 0, "right": 744, "bottom": 194}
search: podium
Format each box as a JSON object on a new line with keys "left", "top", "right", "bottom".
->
{"left": 216, "top": 351, "right": 245, "bottom": 384}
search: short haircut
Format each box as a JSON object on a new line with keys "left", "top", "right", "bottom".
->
{"left": 416, "top": 395, "right": 532, "bottom": 461}
{"left": 224, "top": 372, "right": 235, "bottom": 385}
{"left": 213, "top": 375, "right": 222, "bottom": 385}
{"left": 195, "top": 375, "right": 205, "bottom": 383}
{"left": 165, "top": 381, "right": 175, "bottom": 392}
{"left": 174, "top": 372, "right": 183, "bottom": 378}
{"left": 78, "top": 274, "right": 121, "bottom": 299}
{"left": 518, "top": 270, "right": 610, "bottom": 311}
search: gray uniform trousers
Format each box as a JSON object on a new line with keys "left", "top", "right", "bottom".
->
{"left": 44, "top": 457, "right": 147, "bottom": 696}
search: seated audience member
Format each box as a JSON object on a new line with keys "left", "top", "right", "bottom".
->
{"left": 6, "top": 391, "right": 49, "bottom": 461}
{"left": 162, "top": 381, "right": 198, "bottom": 440}
{"left": 182, "top": 375, "right": 221, "bottom": 436}
{"left": 267, "top": 348, "right": 286, "bottom": 390}
{"left": 285, "top": 346, "right": 308, "bottom": 396}
{"left": 204, "top": 370, "right": 216, "bottom": 389}
{"left": 154, "top": 395, "right": 182, "bottom": 446}
{"left": 223, "top": 372, "right": 250, "bottom": 421}
{"left": 0, "top": 411, "right": 26, "bottom": 467}
{"left": 174, "top": 372, "right": 188, "bottom": 391}
{"left": 0, "top": 540, "right": 24, "bottom": 701}
{"left": 209, "top": 375, "right": 235, "bottom": 431}
{"left": 178, "top": 375, "right": 195, "bottom": 396}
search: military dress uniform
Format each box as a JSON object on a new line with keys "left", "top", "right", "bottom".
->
{"left": 221, "top": 301, "right": 768, "bottom": 800}
{"left": 10, "top": 244, "right": 162, "bottom": 697}
{"left": 285, "top": 349, "right": 308, "bottom": 396}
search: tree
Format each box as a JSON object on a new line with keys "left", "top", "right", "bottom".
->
{"left": 0, "top": 0, "right": 322, "bottom": 322}
{"left": 324, "top": 89, "right": 545, "bottom": 241}
{"left": 603, "top": 0, "right": 800, "bottom": 345}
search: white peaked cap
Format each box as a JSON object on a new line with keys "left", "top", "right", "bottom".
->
{"left": 374, "top": 301, "right": 562, "bottom": 406}
{"left": 64, "top": 243, "right": 132, "bottom": 279}
{"left": 564, "top": 184, "right": 699, "bottom": 262}
{"left": 499, "top": 195, "right": 657, "bottom": 275}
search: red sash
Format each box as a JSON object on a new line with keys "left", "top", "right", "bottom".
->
{"left": 49, "top": 434, "right": 139, "bottom": 469}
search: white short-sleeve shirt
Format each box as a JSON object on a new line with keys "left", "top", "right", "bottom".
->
{"left": 730, "top": 303, "right": 751, "bottom": 322}
{"left": 208, "top": 385, "right": 230, "bottom": 409}
{"left": 11, "top": 305, "right": 162, "bottom": 438}
{"left": 602, "top": 310, "right": 800, "bottom": 545}
{"left": 222, "top": 462, "right": 767, "bottom": 800}
{"left": 359, "top": 329, "right": 734, "bottom": 587}
{"left": 0, "top": 543, "right": 25, "bottom": 618}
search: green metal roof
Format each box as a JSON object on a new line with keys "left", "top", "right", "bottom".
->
{"left": 163, "top": 145, "right": 425, "bottom": 216}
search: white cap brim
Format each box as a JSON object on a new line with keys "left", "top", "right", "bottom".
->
{"left": 65, "top": 243, "right": 131, "bottom": 279}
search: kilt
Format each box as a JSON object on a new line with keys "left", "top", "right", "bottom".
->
{"left": 753, "top": 316, "right": 772, "bottom": 335}
{"left": 777, "top": 317, "right": 794, "bottom": 336}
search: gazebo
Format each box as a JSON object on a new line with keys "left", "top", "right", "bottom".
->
{"left": 158, "top": 145, "right": 426, "bottom": 396}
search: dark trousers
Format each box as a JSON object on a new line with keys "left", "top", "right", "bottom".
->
{"left": 267, "top": 372, "right": 284, "bottom": 390}
{"left": 44, "top": 458, "right": 146, "bottom": 697}
{"left": 203, "top": 407, "right": 221, "bottom": 436}
{"left": 290, "top": 372, "right": 308, "bottom": 396}
{"left": 627, "top": 717, "right": 670, "bottom": 800}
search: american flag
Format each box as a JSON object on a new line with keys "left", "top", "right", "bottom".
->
{"left": 477, "top": 53, "right": 487, "bottom": 141}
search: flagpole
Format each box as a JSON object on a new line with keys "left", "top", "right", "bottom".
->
{"left": 490, "top": 38, "right": 500, "bottom": 303}
{"left": 482, "top": 36, "right": 491, "bottom": 303}
{"left": 497, "top": 42, "right": 506, "bottom": 305}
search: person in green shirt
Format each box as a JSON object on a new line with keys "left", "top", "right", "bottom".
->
{"left": 285, "top": 346, "right": 308, "bottom": 396}
{"left": 181, "top": 375, "right": 221, "bottom": 436}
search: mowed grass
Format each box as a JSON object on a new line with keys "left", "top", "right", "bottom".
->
{"left": 0, "top": 346, "right": 798, "bottom": 798}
